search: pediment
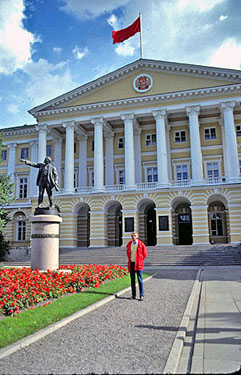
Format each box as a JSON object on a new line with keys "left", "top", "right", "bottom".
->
{"left": 29, "top": 59, "right": 241, "bottom": 115}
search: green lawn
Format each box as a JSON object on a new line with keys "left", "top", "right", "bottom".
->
{"left": 0, "top": 273, "right": 150, "bottom": 349}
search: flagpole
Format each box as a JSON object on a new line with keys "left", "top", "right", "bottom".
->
{"left": 139, "top": 12, "right": 143, "bottom": 59}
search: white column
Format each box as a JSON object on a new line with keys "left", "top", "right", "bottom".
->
{"left": 134, "top": 128, "right": 142, "bottom": 183}
{"left": 53, "top": 136, "right": 62, "bottom": 189}
{"left": 7, "top": 143, "right": 16, "bottom": 184}
{"left": 78, "top": 134, "right": 88, "bottom": 188}
{"left": 36, "top": 124, "right": 47, "bottom": 162}
{"left": 186, "top": 106, "right": 203, "bottom": 184}
{"left": 29, "top": 141, "right": 38, "bottom": 196}
{"left": 220, "top": 101, "right": 240, "bottom": 182}
{"left": 63, "top": 122, "right": 75, "bottom": 194}
{"left": 121, "top": 113, "right": 136, "bottom": 189}
{"left": 153, "top": 110, "right": 169, "bottom": 186}
{"left": 91, "top": 117, "right": 104, "bottom": 192}
{"left": 105, "top": 133, "right": 114, "bottom": 186}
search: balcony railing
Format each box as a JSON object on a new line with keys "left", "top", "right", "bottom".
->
{"left": 171, "top": 179, "right": 191, "bottom": 188}
{"left": 54, "top": 175, "right": 239, "bottom": 195}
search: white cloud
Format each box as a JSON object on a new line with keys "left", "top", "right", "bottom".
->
{"left": 177, "top": 0, "right": 225, "bottom": 12}
{"left": 219, "top": 15, "right": 228, "bottom": 21}
{"left": 115, "top": 43, "right": 135, "bottom": 57}
{"left": 0, "top": 0, "right": 36, "bottom": 75}
{"left": 53, "top": 47, "right": 63, "bottom": 54}
{"left": 209, "top": 38, "right": 241, "bottom": 69}
{"left": 59, "top": 0, "right": 130, "bottom": 20}
{"left": 72, "top": 46, "right": 89, "bottom": 60}
{"left": 23, "top": 58, "right": 76, "bottom": 106}
{"left": 7, "top": 104, "right": 19, "bottom": 114}
{"left": 107, "top": 14, "right": 120, "bottom": 29}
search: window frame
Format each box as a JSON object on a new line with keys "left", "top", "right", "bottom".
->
{"left": 118, "top": 137, "right": 124, "bottom": 149}
{"left": 20, "top": 147, "right": 29, "bottom": 159}
{"left": 175, "top": 164, "right": 189, "bottom": 181}
{"left": 236, "top": 125, "right": 241, "bottom": 137}
{"left": 174, "top": 130, "right": 187, "bottom": 143}
{"left": 145, "top": 133, "right": 156, "bottom": 146}
{"left": 1, "top": 149, "right": 7, "bottom": 161}
{"left": 17, "top": 176, "right": 29, "bottom": 199}
{"left": 204, "top": 127, "right": 217, "bottom": 140}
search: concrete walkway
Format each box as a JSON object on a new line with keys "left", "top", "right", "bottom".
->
{"left": 189, "top": 266, "right": 241, "bottom": 374}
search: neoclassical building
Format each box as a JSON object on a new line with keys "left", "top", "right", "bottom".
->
{"left": 1, "top": 58, "right": 241, "bottom": 248}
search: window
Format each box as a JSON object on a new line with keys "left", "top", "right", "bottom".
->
{"left": 207, "top": 162, "right": 219, "bottom": 179}
{"left": 17, "top": 217, "right": 26, "bottom": 241}
{"left": 74, "top": 171, "right": 78, "bottom": 188}
{"left": 174, "top": 130, "right": 186, "bottom": 143}
{"left": 74, "top": 142, "right": 77, "bottom": 154}
{"left": 236, "top": 125, "right": 241, "bottom": 137}
{"left": 118, "top": 137, "right": 124, "bottom": 149}
{"left": 204, "top": 128, "right": 216, "bottom": 140}
{"left": 90, "top": 171, "right": 94, "bottom": 186}
{"left": 118, "top": 170, "right": 125, "bottom": 184}
{"left": 239, "top": 160, "right": 241, "bottom": 174}
{"left": 147, "top": 167, "right": 158, "bottom": 182}
{"left": 91, "top": 140, "right": 94, "bottom": 152}
{"left": 20, "top": 147, "right": 29, "bottom": 159}
{"left": 1, "top": 149, "right": 7, "bottom": 161}
{"left": 18, "top": 177, "right": 28, "bottom": 198}
{"left": 210, "top": 212, "right": 224, "bottom": 236}
{"left": 145, "top": 134, "right": 156, "bottom": 146}
{"left": 176, "top": 165, "right": 189, "bottom": 181}
{"left": 46, "top": 145, "right": 52, "bottom": 157}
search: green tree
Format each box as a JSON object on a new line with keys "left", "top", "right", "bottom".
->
{"left": 0, "top": 132, "right": 14, "bottom": 260}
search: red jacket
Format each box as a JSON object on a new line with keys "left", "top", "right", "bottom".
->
{"left": 126, "top": 239, "right": 147, "bottom": 271}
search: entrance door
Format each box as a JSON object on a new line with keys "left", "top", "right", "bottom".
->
{"left": 146, "top": 207, "right": 157, "bottom": 246}
{"left": 178, "top": 213, "right": 193, "bottom": 245}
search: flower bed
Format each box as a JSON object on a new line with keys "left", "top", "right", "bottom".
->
{"left": 0, "top": 264, "right": 128, "bottom": 316}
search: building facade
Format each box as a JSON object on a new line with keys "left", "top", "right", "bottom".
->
{"left": 1, "top": 58, "right": 241, "bottom": 248}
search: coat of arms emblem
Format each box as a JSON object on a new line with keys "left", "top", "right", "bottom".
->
{"left": 133, "top": 74, "right": 153, "bottom": 92}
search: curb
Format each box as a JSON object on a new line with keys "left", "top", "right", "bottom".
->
{"left": 0, "top": 274, "right": 154, "bottom": 360}
{"left": 163, "top": 268, "right": 203, "bottom": 374}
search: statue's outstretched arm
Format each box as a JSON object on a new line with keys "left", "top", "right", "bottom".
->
{"left": 20, "top": 159, "right": 39, "bottom": 168}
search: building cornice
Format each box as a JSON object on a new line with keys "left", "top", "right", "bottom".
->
{"left": 35, "top": 83, "right": 241, "bottom": 118}
{"left": 1, "top": 125, "right": 37, "bottom": 137}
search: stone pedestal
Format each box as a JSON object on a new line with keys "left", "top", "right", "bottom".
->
{"left": 30, "top": 214, "right": 62, "bottom": 271}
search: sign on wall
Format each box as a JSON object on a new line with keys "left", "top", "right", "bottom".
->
{"left": 159, "top": 216, "right": 169, "bottom": 231}
{"left": 125, "top": 217, "right": 134, "bottom": 232}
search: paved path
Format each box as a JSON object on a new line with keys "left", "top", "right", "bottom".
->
{"left": 0, "top": 269, "right": 197, "bottom": 374}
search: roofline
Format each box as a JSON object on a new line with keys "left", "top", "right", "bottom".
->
{"left": 28, "top": 58, "right": 241, "bottom": 116}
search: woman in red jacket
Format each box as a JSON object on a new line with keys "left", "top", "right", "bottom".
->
{"left": 126, "top": 232, "right": 147, "bottom": 301}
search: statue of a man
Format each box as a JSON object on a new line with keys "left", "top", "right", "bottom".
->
{"left": 20, "top": 157, "right": 59, "bottom": 208}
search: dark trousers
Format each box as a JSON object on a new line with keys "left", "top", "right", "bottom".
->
{"left": 130, "top": 262, "right": 144, "bottom": 298}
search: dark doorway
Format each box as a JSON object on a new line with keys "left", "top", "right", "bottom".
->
{"left": 77, "top": 204, "right": 90, "bottom": 247}
{"left": 146, "top": 206, "right": 157, "bottom": 246}
{"left": 178, "top": 213, "right": 192, "bottom": 245}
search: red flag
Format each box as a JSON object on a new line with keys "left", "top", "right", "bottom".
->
{"left": 112, "top": 17, "right": 140, "bottom": 44}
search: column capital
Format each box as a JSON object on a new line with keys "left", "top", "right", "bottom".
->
{"left": 36, "top": 124, "right": 48, "bottom": 132}
{"left": 186, "top": 106, "right": 200, "bottom": 116}
{"left": 7, "top": 143, "right": 17, "bottom": 150}
{"left": 153, "top": 109, "right": 167, "bottom": 119}
{"left": 220, "top": 101, "right": 235, "bottom": 112}
{"left": 121, "top": 113, "right": 134, "bottom": 122}
{"left": 62, "top": 121, "right": 75, "bottom": 130}
{"left": 29, "top": 140, "right": 38, "bottom": 148}
{"left": 90, "top": 117, "right": 104, "bottom": 126}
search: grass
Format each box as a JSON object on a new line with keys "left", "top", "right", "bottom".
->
{"left": 0, "top": 273, "right": 150, "bottom": 349}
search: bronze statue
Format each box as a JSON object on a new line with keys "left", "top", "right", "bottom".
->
{"left": 20, "top": 157, "right": 59, "bottom": 208}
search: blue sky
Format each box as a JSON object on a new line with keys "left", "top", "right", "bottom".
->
{"left": 0, "top": 0, "right": 241, "bottom": 129}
